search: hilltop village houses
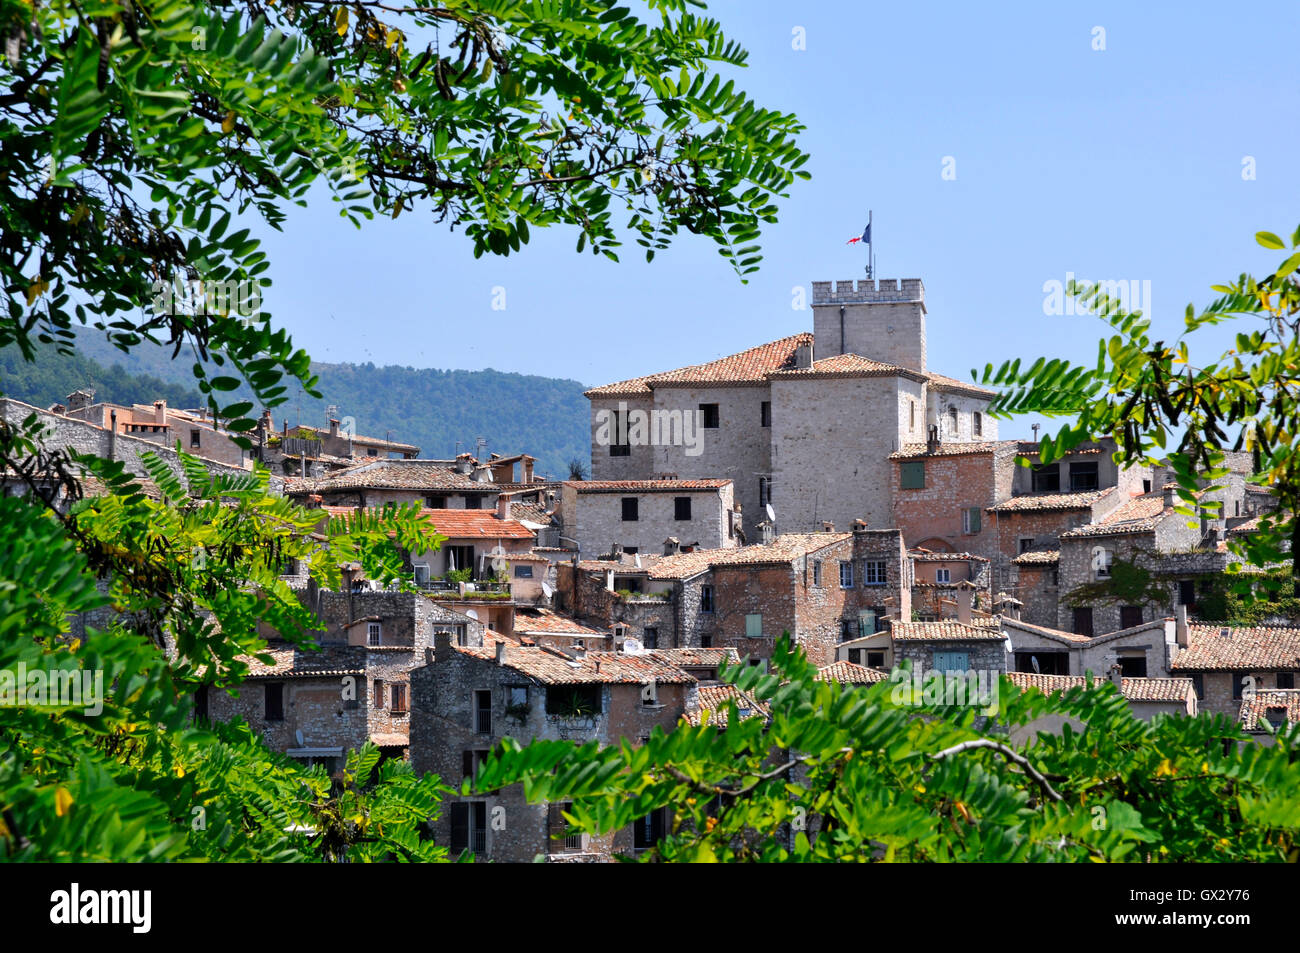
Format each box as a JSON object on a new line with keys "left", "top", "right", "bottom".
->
{"left": 16, "top": 273, "right": 1297, "bottom": 861}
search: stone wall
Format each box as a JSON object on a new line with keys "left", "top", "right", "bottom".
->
{"left": 562, "top": 481, "right": 736, "bottom": 557}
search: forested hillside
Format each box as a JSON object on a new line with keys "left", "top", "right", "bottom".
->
{"left": 1, "top": 337, "right": 592, "bottom": 479}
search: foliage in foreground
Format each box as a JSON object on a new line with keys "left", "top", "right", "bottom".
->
{"left": 471, "top": 637, "right": 1300, "bottom": 862}
{"left": 0, "top": 417, "right": 451, "bottom": 861}
{"left": 977, "top": 224, "right": 1300, "bottom": 594}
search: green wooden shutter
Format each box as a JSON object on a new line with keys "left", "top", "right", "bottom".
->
{"left": 900, "top": 461, "right": 925, "bottom": 489}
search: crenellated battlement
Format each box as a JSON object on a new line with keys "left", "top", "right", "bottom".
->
{"left": 811, "top": 278, "right": 925, "bottom": 305}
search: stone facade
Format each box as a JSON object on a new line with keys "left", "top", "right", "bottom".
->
{"left": 559, "top": 480, "right": 737, "bottom": 557}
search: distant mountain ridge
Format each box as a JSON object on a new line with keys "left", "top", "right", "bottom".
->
{"left": 1, "top": 333, "right": 592, "bottom": 479}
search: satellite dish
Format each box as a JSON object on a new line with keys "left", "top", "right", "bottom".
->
{"left": 765, "top": 503, "right": 776, "bottom": 523}
{"left": 489, "top": 544, "right": 507, "bottom": 556}
{"left": 622, "top": 638, "right": 644, "bottom": 655}
{"left": 490, "top": 555, "right": 507, "bottom": 573}
{"left": 542, "top": 582, "right": 554, "bottom": 599}
{"left": 1031, "top": 655, "right": 1041, "bottom": 674}
{"left": 295, "top": 729, "right": 305, "bottom": 747}
{"left": 465, "top": 609, "right": 479, "bottom": 620}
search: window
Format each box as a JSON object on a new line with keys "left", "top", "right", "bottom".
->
{"left": 264, "top": 683, "right": 284, "bottom": 721}
{"left": 621, "top": 497, "right": 639, "bottom": 521}
{"left": 812, "top": 560, "right": 823, "bottom": 587}
{"left": 610, "top": 410, "right": 631, "bottom": 456}
{"left": 557, "top": 802, "right": 585, "bottom": 852}
{"left": 933, "top": 651, "right": 968, "bottom": 673}
{"left": 866, "top": 650, "right": 886, "bottom": 668}
{"left": 1019, "top": 538, "right": 1034, "bottom": 554}
{"left": 610, "top": 441, "right": 631, "bottom": 457}
{"left": 761, "top": 401, "right": 771, "bottom": 427}
{"left": 935, "top": 568, "right": 951, "bottom": 584}
{"left": 189, "top": 428, "right": 201, "bottom": 448}
{"left": 674, "top": 497, "right": 692, "bottom": 521}
{"left": 1014, "top": 651, "right": 1069, "bottom": 675}
{"left": 1266, "top": 707, "right": 1289, "bottom": 730}
{"left": 1031, "top": 463, "right": 1061, "bottom": 492}
{"left": 464, "top": 495, "right": 482, "bottom": 509}
{"left": 1093, "top": 547, "right": 1113, "bottom": 579}
{"left": 1072, "top": 608, "right": 1094, "bottom": 638}
{"left": 700, "top": 585, "right": 715, "bottom": 613}
{"left": 841, "top": 619, "right": 857, "bottom": 641}
{"left": 462, "top": 749, "right": 488, "bottom": 782}
{"left": 474, "top": 690, "right": 493, "bottom": 733}
{"left": 863, "top": 560, "right": 887, "bottom": 586}
{"left": 759, "top": 476, "right": 773, "bottom": 507}
{"left": 426, "top": 494, "right": 448, "bottom": 507}
{"left": 900, "top": 461, "right": 925, "bottom": 489}
{"left": 1178, "top": 580, "right": 1196, "bottom": 606}
{"left": 1120, "top": 606, "right": 1143, "bottom": 630}
{"left": 546, "top": 684, "right": 602, "bottom": 715}
{"left": 367, "top": 448, "right": 378, "bottom": 457}
{"left": 1190, "top": 673, "right": 1204, "bottom": 699}
{"left": 858, "top": 608, "right": 879, "bottom": 636}
{"left": 449, "top": 802, "right": 487, "bottom": 855}
{"left": 973, "top": 412, "right": 982, "bottom": 436}
{"left": 961, "top": 507, "right": 982, "bottom": 535}
{"left": 1233, "top": 674, "right": 1252, "bottom": 700}
{"left": 374, "top": 679, "right": 385, "bottom": 709}
{"left": 514, "top": 564, "right": 534, "bottom": 579}
{"left": 1142, "top": 480, "right": 1152, "bottom": 494}
{"left": 1069, "top": 461, "right": 1100, "bottom": 491}
{"left": 1118, "top": 655, "right": 1147, "bottom": 678}
{"left": 839, "top": 561, "right": 854, "bottom": 588}
{"left": 643, "top": 627, "right": 658, "bottom": 649}
{"left": 1278, "top": 673, "right": 1295, "bottom": 689}
{"left": 700, "top": 403, "right": 720, "bottom": 429}
{"left": 623, "top": 547, "right": 638, "bottom": 555}
{"left": 909, "top": 401, "right": 916, "bottom": 432}
{"left": 948, "top": 407, "right": 958, "bottom": 434}
{"left": 745, "top": 614, "right": 763, "bottom": 638}
{"left": 508, "top": 685, "right": 528, "bottom": 707}
{"left": 367, "top": 622, "right": 382, "bottom": 646}
{"left": 634, "top": 808, "right": 667, "bottom": 849}
{"left": 390, "top": 683, "right": 408, "bottom": 713}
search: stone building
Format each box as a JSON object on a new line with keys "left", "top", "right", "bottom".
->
{"left": 1238, "top": 689, "right": 1300, "bottom": 744}
{"left": 1000, "top": 614, "right": 1180, "bottom": 680}
{"left": 410, "top": 633, "right": 697, "bottom": 861}
{"left": 1004, "top": 670, "right": 1197, "bottom": 744}
{"left": 1056, "top": 485, "right": 1206, "bottom": 636}
{"left": 908, "top": 550, "right": 991, "bottom": 620}
{"left": 585, "top": 278, "right": 998, "bottom": 540}
{"left": 558, "top": 478, "right": 739, "bottom": 558}
{"left": 287, "top": 457, "right": 503, "bottom": 509}
{"left": 1170, "top": 622, "right": 1300, "bottom": 719}
{"left": 60, "top": 393, "right": 254, "bottom": 468}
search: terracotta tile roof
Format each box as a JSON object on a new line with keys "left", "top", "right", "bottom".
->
{"left": 1227, "top": 515, "right": 1264, "bottom": 536}
{"left": 321, "top": 505, "right": 534, "bottom": 540}
{"left": 767, "top": 353, "right": 926, "bottom": 382}
{"left": 686, "top": 684, "right": 769, "bottom": 726}
{"left": 1171, "top": 624, "right": 1300, "bottom": 672}
{"left": 990, "top": 488, "right": 1115, "bottom": 513}
{"left": 925, "top": 371, "right": 997, "bottom": 399}
{"left": 651, "top": 647, "right": 740, "bottom": 668}
{"left": 1000, "top": 616, "right": 1093, "bottom": 644}
{"left": 1006, "top": 671, "right": 1195, "bottom": 704}
{"left": 1060, "top": 492, "right": 1169, "bottom": 538}
{"left": 890, "top": 440, "right": 1015, "bottom": 459}
{"left": 889, "top": 618, "right": 1005, "bottom": 642}
{"left": 585, "top": 333, "right": 813, "bottom": 397}
{"left": 816, "top": 661, "right": 889, "bottom": 684}
{"left": 909, "top": 550, "right": 989, "bottom": 562}
{"left": 291, "top": 424, "right": 419, "bottom": 454}
{"left": 370, "top": 732, "right": 410, "bottom": 747}
{"left": 709, "top": 532, "right": 852, "bottom": 567}
{"left": 289, "top": 460, "right": 492, "bottom": 495}
{"left": 1011, "top": 549, "right": 1061, "bottom": 566}
{"left": 240, "top": 644, "right": 368, "bottom": 679}
{"left": 647, "top": 549, "right": 723, "bottom": 580}
{"left": 512, "top": 608, "right": 607, "bottom": 638}
{"left": 511, "top": 503, "right": 557, "bottom": 526}
{"left": 454, "top": 643, "right": 694, "bottom": 685}
{"left": 1239, "top": 690, "right": 1300, "bottom": 732}
{"left": 1016, "top": 441, "right": 1105, "bottom": 456}
{"left": 566, "top": 479, "right": 732, "bottom": 493}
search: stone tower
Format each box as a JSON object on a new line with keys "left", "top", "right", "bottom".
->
{"left": 811, "top": 278, "right": 926, "bottom": 372}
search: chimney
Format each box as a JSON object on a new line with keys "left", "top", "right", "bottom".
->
{"left": 1162, "top": 483, "right": 1177, "bottom": 509}
{"left": 523, "top": 458, "right": 534, "bottom": 483}
{"left": 759, "top": 521, "right": 774, "bottom": 545}
{"left": 66, "top": 389, "right": 94, "bottom": 411}
{"left": 663, "top": 536, "right": 680, "bottom": 556}
{"left": 329, "top": 418, "right": 340, "bottom": 437}
{"left": 611, "top": 542, "right": 624, "bottom": 559}
{"left": 154, "top": 399, "right": 167, "bottom": 425}
{"left": 821, "top": 521, "right": 835, "bottom": 533}
{"left": 927, "top": 424, "right": 940, "bottom": 454}
{"left": 434, "top": 630, "right": 452, "bottom": 657}
{"left": 495, "top": 640, "right": 506, "bottom": 665}
{"left": 1109, "top": 662, "right": 1124, "bottom": 691}
{"left": 996, "top": 594, "right": 1023, "bottom": 620}
{"left": 794, "top": 342, "right": 813, "bottom": 368}
{"left": 1175, "top": 604, "right": 1189, "bottom": 647}
{"left": 852, "top": 518, "right": 869, "bottom": 533}
{"left": 456, "top": 453, "right": 474, "bottom": 474}
{"left": 497, "top": 495, "right": 511, "bottom": 520}
{"left": 605, "top": 569, "right": 616, "bottom": 592}
{"left": 955, "top": 582, "right": 974, "bottom": 624}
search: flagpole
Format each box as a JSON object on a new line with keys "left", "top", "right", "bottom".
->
{"left": 866, "top": 209, "right": 874, "bottom": 279}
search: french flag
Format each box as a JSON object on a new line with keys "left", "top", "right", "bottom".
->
{"left": 846, "top": 224, "right": 871, "bottom": 245}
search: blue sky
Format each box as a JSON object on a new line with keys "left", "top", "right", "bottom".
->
{"left": 252, "top": 1, "right": 1300, "bottom": 440}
